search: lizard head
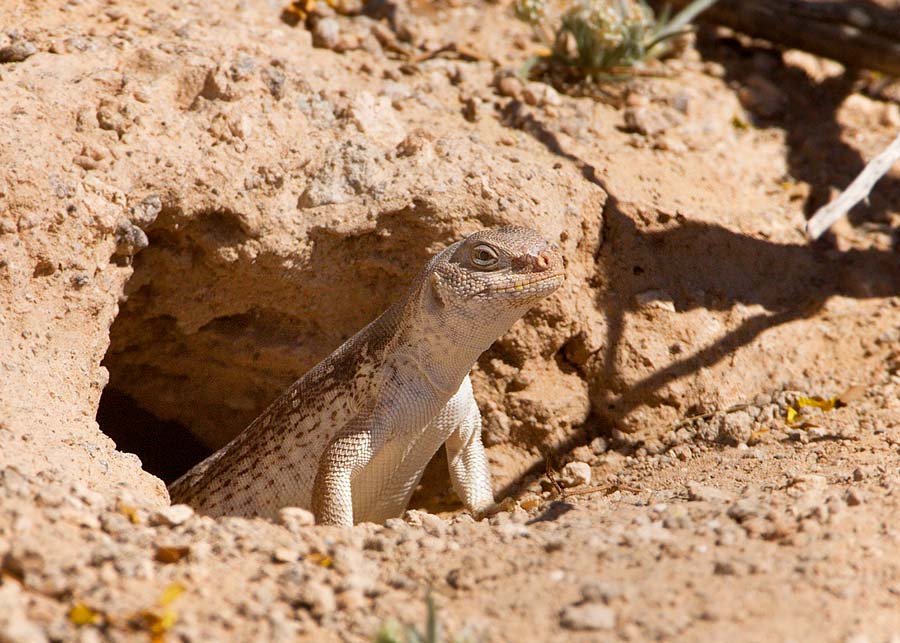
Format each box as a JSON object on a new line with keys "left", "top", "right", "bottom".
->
{"left": 427, "top": 226, "right": 564, "bottom": 335}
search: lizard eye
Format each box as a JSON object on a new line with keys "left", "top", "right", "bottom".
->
{"left": 471, "top": 244, "right": 499, "bottom": 268}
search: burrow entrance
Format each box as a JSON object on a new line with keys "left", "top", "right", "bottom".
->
{"left": 96, "top": 389, "right": 211, "bottom": 484}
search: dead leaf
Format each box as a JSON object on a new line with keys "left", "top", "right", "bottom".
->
{"left": 69, "top": 602, "right": 100, "bottom": 626}
{"left": 117, "top": 502, "right": 140, "bottom": 524}
{"left": 154, "top": 546, "right": 190, "bottom": 564}
{"left": 797, "top": 396, "right": 837, "bottom": 412}
{"left": 307, "top": 552, "right": 333, "bottom": 568}
{"left": 160, "top": 582, "right": 186, "bottom": 607}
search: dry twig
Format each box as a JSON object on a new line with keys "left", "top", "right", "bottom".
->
{"left": 806, "top": 130, "right": 900, "bottom": 240}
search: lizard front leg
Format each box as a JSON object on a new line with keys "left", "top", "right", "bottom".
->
{"left": 312, "top": 430, "right": 373, "bottom": 526}
{"left": 443, "top": 376, "right": 494, "bottom": 517}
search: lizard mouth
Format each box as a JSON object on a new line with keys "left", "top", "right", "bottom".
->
{"left": 488, "top": 271, "right": 565, "bottom": 295}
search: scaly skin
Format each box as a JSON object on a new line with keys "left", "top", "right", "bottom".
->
{"left": 169, "top": 226, "right": 564, "bottom": 526}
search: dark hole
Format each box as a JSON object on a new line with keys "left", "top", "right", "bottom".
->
{"left": 96, "top": 388, "right": 212, "bottom": 484}
{"left": 632, "top": 265, "right": 644, "bottom": 275}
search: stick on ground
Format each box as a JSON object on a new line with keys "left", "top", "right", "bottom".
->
{"left": 806, "top": 130, "right": 900, "bottom": 240}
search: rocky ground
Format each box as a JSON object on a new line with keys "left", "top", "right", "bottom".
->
{"left": 1, "top": 0, "right": 900, "bottom": 641}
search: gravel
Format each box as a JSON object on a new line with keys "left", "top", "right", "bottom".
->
{"left": 560, "top": 603, "right": 616, "bottom": 631}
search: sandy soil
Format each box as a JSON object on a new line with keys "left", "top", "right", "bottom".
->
{"left": 1, "top": 0, "right": 899, "bottom": 641}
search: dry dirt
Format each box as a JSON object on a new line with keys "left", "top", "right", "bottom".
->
{"left": 1, "top": 0, "right": 900, "bottom": 641}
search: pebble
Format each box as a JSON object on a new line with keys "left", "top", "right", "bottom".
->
{"left": 150, "top": 504, "right": 194, "bottom": 527}
{"left": 0, "top": 41, "right": 37, "bottom": 63}
{"left": 272, "top": 547, "right": 299, "bottom": 563}
{"left": 713, "top": 560, "right": 737, "bottom": 576}
{"left": 717, "top": 411, "right": 753, "bottom": 445}
{"left": 686, "top": 481, "right": 734, "bottom": 504}
{"left": 590, "top": 437, "right": 609, "bottom": 454}
{"left": 522, "top": 82, "right": 561, "bottom": 107}
{"left": 580, "top": 580, "right": 623, "bottom": 604}
{"left": 560, "top": 603, "right": 616, "bottom": 631}
{"left": 560, "top": 462, "right": 591, "bottom": 488}
{"left": 570, "top": 445, "right": 594, "bottom": 463}
{"left": 727, "top": 498, "right": 763, "bottom": 522}
{"left": 846, "top": 488, "right": 866, "bottom": 506}
{"left": 113, "top": 220, "right": 149, "bottom": 257}
{"left": 130, "top": 194, "right": 162, "bottom": 227}
{"left": 497, "top": 75, "right": 523, "bottom": 100}
{"left": 279, "top": 506, "right": 315, "bottom": 532}
{"left": 299, "top": 581, "right": 337, "bottom": 619}
{"left": 312, "top": 18, "right": 341, "bottom": 51}
{"left": 418, "top": 512, "right": 448, "bottom": 537}
{"left": 623, "top": 106, "right": 680, "bottom": 137}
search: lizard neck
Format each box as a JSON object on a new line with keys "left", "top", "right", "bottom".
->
{"left": 381, "top": 288, "right": 493, "bottom": 401}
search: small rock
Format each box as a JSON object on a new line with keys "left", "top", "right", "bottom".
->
{"left": 272, "top": 547, "right": 299, "bottom": 563}
{"left": 462, "top": 96, "right": 484, "bottom": 123}
{"left": 590, "top": 437, "right": 609, "bottom": 455}
{"left": 113, "top": 220, "right": 148, "bottom": 257}
{"left": 0, "top": 41, "right": 37, "bottom": 63}
{"left": 727, "top": 498, "right": 763, "bottom": 522}
{"left": 419, "top": 512, "right": 448, "bottom": 537}
{"left": 713, "top": 560, "right": 737, "bottom": 575}
{"left": 717, "top": 410, "right": 753, "bottom": 446}
{"left": 497, "top": 75, "right": 523, "bottom": 99}
{"left": 570, "top": 445, "right": 594, "bottom": 464}
{"left": 446, "top": 567, "right": 474, "bottom": 590}
{"left": 559, "top": 462, "right": 591, "bottom": 488}
{"left": 560, "top": 603, "right": 616, "bottom": 631}
{"left": 623, "top": 106, "right": 681, "bottom": 136}
{"left": 312, "top": 18, "right": 341, "bottom": 50}
{"left": 579, "top": 580, "right": 623, "bottom": 604}
{"left": 151, "top": 504, "right": 194, "bottom": 527}
{"left": 279, "top": 506, "right": 315, "bottom": 532}
{"left": 789, "top": 473, "right": 827, "bottom": 491}
{"left": 686, "top": 481, "right": 734, "bottom": 504}
{"left": 522, "top": 82, "right": 561, "bottom": 107}
{"left": 298, "top": 581, "right": 337, "bottom": 619}
{"left": 634, "top": 289, "right": 676, "bottom": 312}
{"left": 130, "top": 194, "right": 162, "bottom": 227}
{"left": 846, "top": 488, "right": 866, "bottom": 506}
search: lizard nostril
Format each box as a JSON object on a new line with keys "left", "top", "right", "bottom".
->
{"left": 535, "top": 251, "right": 551, "bottom": 270}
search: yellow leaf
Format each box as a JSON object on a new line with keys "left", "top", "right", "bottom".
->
{"left": 307, "top": 552, "right": 333, "bottom": 568}
{"left": 534, "top": 46, "right": 552, "bottom": 57}
{"left": 786, "top": 407, "right": 798, "bottom": 424}
{"left": 160, "top": 582, "right": 186, "bottom": 607}
{"left": 69, "top": 602, "right": 100, "bottom": 626}
{"left": 149, "top": 609, "right": 177, "bottom": 634}
{"left": 797, "top": 396, "right": 836, "bottom": 412}
{"left": 117, "top": 502, "right": 140, "bottom": 524}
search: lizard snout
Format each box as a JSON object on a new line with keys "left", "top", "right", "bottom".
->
{"left": 526, "top": 247, "right": 559, "bottom": 272}
{"left": 534, "top": 250, "right": 552, "bottom": 270}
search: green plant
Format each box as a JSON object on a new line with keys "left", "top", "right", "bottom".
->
{"left": 375, "top": 593, "right": 472, "bottom": 643}
{"left": 515, "top": 0, "right": 719, "bottom": 77}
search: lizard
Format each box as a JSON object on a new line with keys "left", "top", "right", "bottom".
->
{"left": 168, "top": 226, "right": 564, "bottom": 526}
